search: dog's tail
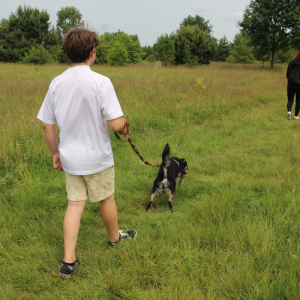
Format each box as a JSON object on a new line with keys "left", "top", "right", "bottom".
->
{"left": 162, "top": 144, "right": 171, "bottom": 178}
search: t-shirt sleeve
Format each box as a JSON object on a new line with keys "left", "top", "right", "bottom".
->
{"left": 100, "top": 78, "right": 123, "bottom": 120}
{"left": 37, "top": 87, "right": 56, "bottom": 124}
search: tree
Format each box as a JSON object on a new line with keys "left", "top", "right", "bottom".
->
{"left": 215, "top": 36, "right": 231, "bottom": 62}
{"left": 179, "top": 15, "right": 213, "bottom": 35}
{"left": 0, "top": 19, "right": 19, "bottom": 62}
{"left": 239, "top": 0, "right": 300, "bottom": 68}
{"left": 95, "top": 31, "right": 143, "bottom": 65}
{"left": 253, "top": 45, "right": 270, "bottom": 68}
{"left": 0, "top": 5, "right": 55, "bottom": 62}
{"left": 153, "top": 34, "right": 175, "bottom": 66}
{"left": 107, "top": 41, "right": 129, "bottom": 66}
{"left": 226, "top": 33, "right": 255, "bottom": 64}
{"left": 290, "top": 24, "right": 300, "bottom": 50}
{"left": 112, "top": 33, "right": 143, "bottom": 63}
{"left": 141, "top": 45, "right": 154, "bottom": 59}
{"left": 183, "top": 45, "right": 198, "bottom": 67}
{"left": 56, "top": 6, "right": 84, "bottom": 38}
{"left": 174, "top": 25, "right": 217, "bottom": 65}
{"left": 275, "top": 47, "right": 298, "bottom": 63}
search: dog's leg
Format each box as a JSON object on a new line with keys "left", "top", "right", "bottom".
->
{"left": 168, "top": 180, "right": 176, "bottom": 213}
{"left": 178, "top": 173, "right": 183, "bottom": 185}
{"left": 146, "top": 193, "right": 156, "bottom": 211}
{"left": 168, "top": 194, "right": 175, "bottom": 213}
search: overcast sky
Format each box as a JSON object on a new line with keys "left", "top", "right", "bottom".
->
{"left": 1, "top": 0, "right": 250, "bottom": 46}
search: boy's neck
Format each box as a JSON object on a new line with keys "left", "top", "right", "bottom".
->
{"left": 73, "top": 60, "right": 91, "bottom": 67}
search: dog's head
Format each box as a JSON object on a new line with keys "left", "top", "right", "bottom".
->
{"left": 179, "top": 159, "right": 188, "bottom": 174}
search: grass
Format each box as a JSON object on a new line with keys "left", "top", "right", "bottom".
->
{"left": 1, "top": 61, "right": 300, "bottom": 299}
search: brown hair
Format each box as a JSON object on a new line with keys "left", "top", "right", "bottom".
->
{"left": 62, "top": 28, "right": 99, "bottom": 63}
{"left": 294, "top": 52, "right": 300, "bottom": 61}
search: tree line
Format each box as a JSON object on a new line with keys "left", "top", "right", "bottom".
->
{"left": 0, "top": 0, "right": 299, "bottom": 67}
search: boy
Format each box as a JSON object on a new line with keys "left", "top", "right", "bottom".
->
{"left": 37, "top": 28, "right": 137, "bottom": 279}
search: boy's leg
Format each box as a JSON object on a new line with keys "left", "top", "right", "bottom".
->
{"left": 63, "top": 200, "right": 86, "bottom": 263}
{"left": 100, "top": 193, "right": 119, "bottom": 243}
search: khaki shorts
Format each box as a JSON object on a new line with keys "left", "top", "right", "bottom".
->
{"left": 65, "top": 166, "right": 115, "bottom": 203}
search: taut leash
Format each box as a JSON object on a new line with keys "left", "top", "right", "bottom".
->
{"left": 114, "top": 118, "right": 161, "bottom": 167}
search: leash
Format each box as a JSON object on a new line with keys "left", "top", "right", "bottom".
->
{"left": 114, "top": 118, "right": 161, "bottom": 167}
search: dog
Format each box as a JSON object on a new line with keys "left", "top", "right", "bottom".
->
{"left": 146, "top": 143, "right": 188, "bottom": 213}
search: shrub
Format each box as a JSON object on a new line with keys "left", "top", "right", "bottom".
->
{"left": 195, "top": 77, "right": 206, "bottom": 93}
{"left": 107, "top": 41, "right": 129, "bottom": 66}
{"left": 146, "top": 54, "right": 156, "bottom": 62}
{"left": 226, "top": 34, "right": 255, "bottom": 64}
{"left": 22, "top": 43, "right": 51, "bottom": 65}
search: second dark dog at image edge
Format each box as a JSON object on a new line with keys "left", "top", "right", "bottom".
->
{"left": 146, "top": 143, "right": 188, "bottom": 213}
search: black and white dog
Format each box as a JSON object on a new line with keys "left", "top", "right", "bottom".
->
{"left": 146, "top": 143, "right": 188, "bottom": 212}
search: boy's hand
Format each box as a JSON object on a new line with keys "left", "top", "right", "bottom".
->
{"left": 117, "top": 118, "right": 129, "bottom": 135}
{"left": 53, "top": 153, "right": 63, "bottom": 171}
{"left": 107, "top": 117, "right": 128, "bottom": 133}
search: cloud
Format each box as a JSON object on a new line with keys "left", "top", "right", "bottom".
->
{"left": 194, "top": 4, "right": 216, "bottom": 12}
{"left": 226, "top": 11, "right": 244, "bottom": 21}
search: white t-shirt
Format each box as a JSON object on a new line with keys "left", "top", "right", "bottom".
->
{"left": 37, "top": 66, "right": 123, "bottom": 175}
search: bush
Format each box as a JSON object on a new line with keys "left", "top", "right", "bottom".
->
{"left": 0, "top": 46, "right": 19, "bottom": 62}
{"left": 226, "top": 34, "right": 255, "bottom": 64}
{"left": 146, "top": 54, "right": 156, "bottom": 62}
{"left": 22, "top": 43, "right": 51, "bottom": 65}
{"left": 107, "top": 41, "right": 129, "bottom": 66}
{"left": 153, "top": 34, "right": 175, "bottom": 66}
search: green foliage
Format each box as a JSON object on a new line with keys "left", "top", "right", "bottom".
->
{"left": 107, "top": 41, "right": 129, "bottom": 66}
{"left": 180, "top": 15, "right": 213, "bottom": 35}
{"left": 141, "top": 45, "right": 154, "bottom": 59}
{"left": 153, "top": 34, "right": 175, "bottom": 66}
{"left": 112, "top": 33, "right": 143, "bottom": 64}
{"left": 195, "top": 76, "right": 206, "bottom": 93}
{"left": 252, "top": 44, "right": 270, "bottom": 66}
{"left": 0, "top": 5, "right": 58, "bottom": 62}
{"left": 47, "top": 44, "right": 71, "bottom": 64}
{"left": 146, "top": 54, "right": 156, "bottom": 62}
{"left": 56, "top": 6, "right": 84, "bottom": 38}
{"left": 215, "top": 36, "right": 231, "bottom": 62}
{"left": 95, "top": 32, "right": 111, "bottom": 64}
{"left": 183, "top": 45, "right": 198, "bottom": 67}
{"left": 96, "top": 31, "right": 143, "bottom": 65}
{"left": 8, "top": 5, "right": 51, "bottom": 43}
{"left": 239, "top": 0, "right": 300, "bottom": 68}
{"left": 275, "top": 47, "right": 298, "bottom": 63}
{"left": 174, "top": 25, "right": 217, "bottom": 65}
{"left": 22, "top": 43, "right": 51, "bottom": 65}
{"left": 226, "top": 34, "right": 255, "bottom": 64}
{"left": 290, "top": 25, "right": 300, "bottom": 50}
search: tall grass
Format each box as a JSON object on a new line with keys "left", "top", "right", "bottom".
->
{"left": 1, "top": 62, "right": 300, "bottom": 299}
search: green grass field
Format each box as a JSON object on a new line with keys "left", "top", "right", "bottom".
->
{"left": 1, "top": 61, "right": 300, "bottom": 299}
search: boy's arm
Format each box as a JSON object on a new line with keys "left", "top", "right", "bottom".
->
{"left": 43, "top": 123, "right": 63, "bottom": 171}
{"left": 107, "top": 117, "right": 126, "bottom": 133}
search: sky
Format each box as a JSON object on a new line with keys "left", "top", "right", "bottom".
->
{"left": 1, "top": 0, "right": 251, "bottom": 46}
